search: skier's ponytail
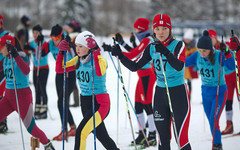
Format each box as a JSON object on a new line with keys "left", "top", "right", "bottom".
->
{"left": 208, "top": 50, "right": 215, "bottom": 65}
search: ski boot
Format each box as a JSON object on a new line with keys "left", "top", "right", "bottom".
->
{"left": 0, "top": 118, "right": 8, "bottom": 133}
{"left": 68, "top": 124, "right": 76, "bottom": 137}
{"left": 131, "top": 129, "right": 146, "bottom": 145}
{"left": 221, "top": 120, "right": 233, "bottom": 135}
{"left": 213, "top": 144, "right": 223, "bottom": 150}
{"left": 35, "top": 105, "right": 47, "bottom": 120}
{"left": 141, "top": 131, "right": 157, "bottom": 147}
{"left": 53, "top": 130, "right": 67, "bottom": 141}
{"left": 34, "top": 104, "right": 41, "bottom": 119}
{"left": 44, "top": 141, "right": 55, "bottom": 150}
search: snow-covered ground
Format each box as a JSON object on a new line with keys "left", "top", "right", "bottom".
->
{"left": 1, "top": 36, "right": 240, "bottom": 150}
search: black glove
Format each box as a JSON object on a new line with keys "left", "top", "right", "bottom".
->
{"left": 115, "top": 33, "right": 124, "bottom": 45}
{"left": 153, "top": 41, "right": 170, "bottom": 56}
{"left": 111, "top": 44, "right": 124, "bottom": 59}
{"left": 102, "top": 43, "right": 112, "bottom": 52}
{"left": 37, "top": 33, "right": 44, "bottom": 43}
{"left": 220, "top": 42, "right": 230, "bottom": 55}
{"left": 24, "top": 44, "right": 34, "bottom": 51}
{"left": 7, "top": 44, "right": 19, "bottom": 58}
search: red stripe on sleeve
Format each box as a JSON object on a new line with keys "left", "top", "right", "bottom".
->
{"left": 123, "top": 38, "right": 151, "bottom": 60}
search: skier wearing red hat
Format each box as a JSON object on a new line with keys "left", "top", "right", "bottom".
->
{"left": 111, "top": 14, "right": 191, "bottom": 150}
{"left": 103, "top": 17, "right": 157, "bottom": 147}
{"left": 0, "top": 35, "right": 55, "bottom": 150}
{"left": 0, "top": 14, "right": 9, "bottom": 134}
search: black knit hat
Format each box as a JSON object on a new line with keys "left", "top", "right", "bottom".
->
{"left": 21, "top": 15, "right": 31, "bottom": 25}
{"left": 197, "top": 30, "right": 213, "bottom": 50}
{"left": 50, "top": 24, "right": 63, "bottom": 37}
{"left": 32, "top": 24, "right": 42, "bottom": 32}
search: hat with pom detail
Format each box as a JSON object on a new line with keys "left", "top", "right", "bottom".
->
{"left": 197, "top": 30, "right": 213, "bottom": 50}
{"left": 50, "top": 24, "right": 63, "bottom": 37}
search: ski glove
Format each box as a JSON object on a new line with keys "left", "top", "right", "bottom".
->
{"left": 115, "top": 33, "right": 124, "bottom": 45}
{"left": 230, "top": 37, "right": 240, "bottom": 52}
{"left": 111, "top": 44, "right": 124, "bottom": 59}
{"left": 102, "top": 43, "right": 112, "bottom": 52}
{"left": 59, "top": 40, "right": 70, "bottom": 54}
{"left": 86, "top": 37, "right": 100, "bottom": 51}
{"left": 23, "top": 44, "right": 35, "bottom": 51}
{"left": 37, "top": 33, "right": 44, "bottom": 43}
{"left": 153, "top": 41, "right": 170, "bottom": 57}
{"left": 7, "top": 44, "right": 19, "bottom": 58}
{"left": 219, "top": 42, "right": 230, "bottom": 55}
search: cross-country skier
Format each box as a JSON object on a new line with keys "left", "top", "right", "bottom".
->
{"left": 0, "top": 35, "right": 55, "bottom": 150}
{"left": 227, "top": 34, "right": 240, "bottom": 135}
{"left": 40, "top": 24, "right": 77, "bottom": 140}
{"left": 208, "top": 29, "right": 240, "bottom": 135}
{"left": 103, "top": 17, "right": 157, "bottom": 147}
{"left": 56, "top": 31, "right": 120, "bottom": 150}
{"left": 24, "top": 24, "right": 49, "bottom": 119}
{"left": 0, "top": 14, "right": 9, "bottom": 134}
{"left": 185, "top": 30, "right": 235, "bottom": 150}
{"left": 111, "top": 14, "right": 191, "bottom": 150}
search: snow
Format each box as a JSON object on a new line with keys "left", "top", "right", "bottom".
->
{"left": 1, "top": 37, "right": 240, "bottom": 150}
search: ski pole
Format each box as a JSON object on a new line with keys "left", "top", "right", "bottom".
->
{"left": 212, "top": 36, "right": 223, "bottom": 150}
{"left": 117, "top": 61, "right": 120, "bottom": 144}
{"left": 90, "top": 51, "right": 97, "bottom": 150}
{"left": 108, "top": 50, "right": 151, "bottom": 146}
{"left": 62, "top": 51, "right": 66, "bottom": 150}
{"left": 108, "top": 52, "right": 151, "bottom": 147}
{"left": 111, "top": 38, "right": 150, "bottom": 147}
{"left": 158, "top": 52, "right": 180, "bottom": 150}
{"left": 64, "top": 34, "right": 72, "bottom": 141}
{"left": 112, "top": 38, "right": 138, "bottom": 149}
{"left": 7, "top": 40, "right": 25, "bottom": 150}
{"left": 36, "top": 40, "right": 54, "bottom": 120}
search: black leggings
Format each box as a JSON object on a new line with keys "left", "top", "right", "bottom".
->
{"left": 33, "top": 69, "right": 49, "bottom": 105}
{"left": 153, "top": 84, "right": 191, "bottom": 150}
{"left": 56, "top": 71, "right": 76, "bottom": 127}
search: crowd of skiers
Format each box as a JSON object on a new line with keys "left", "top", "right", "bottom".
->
{"left": 0, "top": 13, "right": 240, "bottom": 150}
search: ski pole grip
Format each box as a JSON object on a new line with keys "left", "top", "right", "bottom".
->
{"left": 112, "top": 37, "right": 117, "bottom": 46}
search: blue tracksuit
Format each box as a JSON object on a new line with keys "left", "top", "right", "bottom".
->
{"left": 185, "top": 50, "right": 235, "bottom": 144}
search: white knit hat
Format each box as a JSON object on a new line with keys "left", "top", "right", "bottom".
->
{"left": 183, "top": 29, "right": 194, "bottom": 40}
{"left": 75, "top": 31, "right": 95, "bottom": 48}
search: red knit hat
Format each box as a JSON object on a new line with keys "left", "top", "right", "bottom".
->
{"left": 133, "top": 18, "right": 150, "bottom": 32}
{"left": 0, "top": 14, "right": 3, "bottom": 26}
{"left": 0, "top": 35, "right": 15, "bottom": 47}
{"left": 152, "top": 14, "right": 171, "bottom": 30}
{"left": 208, "top": 29, "right": 217, "bottom": 39}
